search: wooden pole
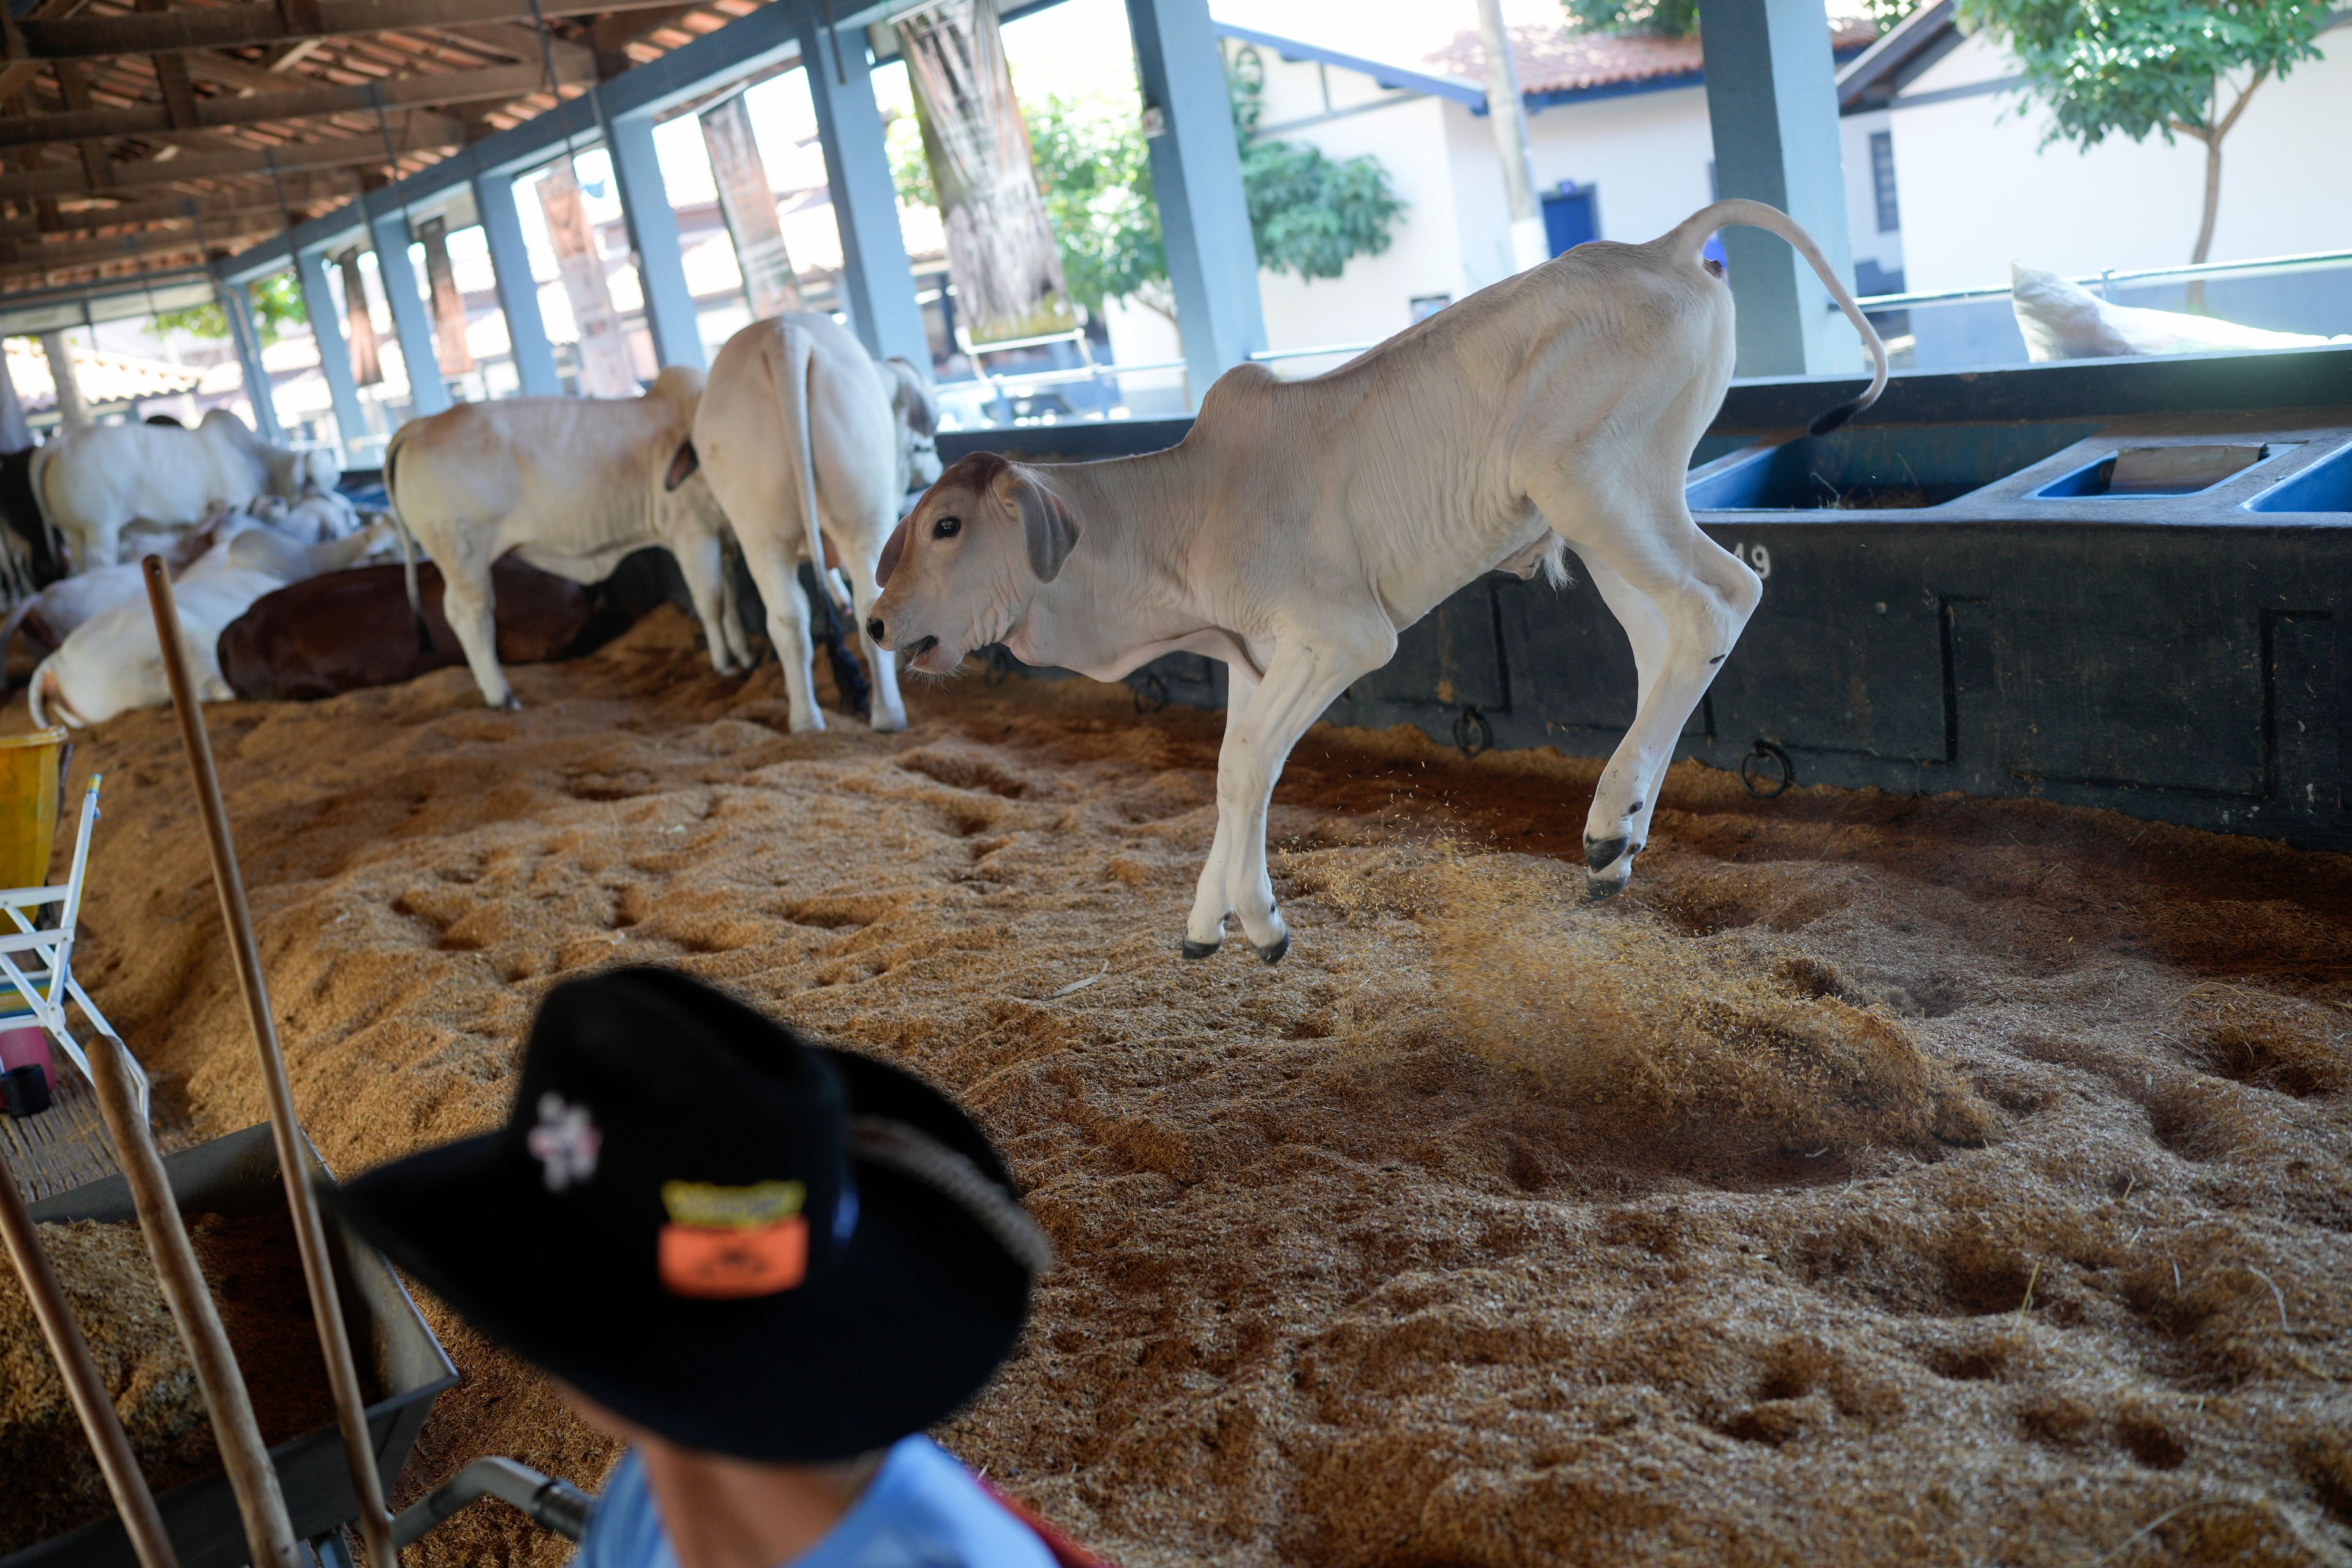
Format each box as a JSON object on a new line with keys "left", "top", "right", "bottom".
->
{"left": 139, "top": 557, "right": 398, "bottom": 1568}
{"left": 87, "top": 1035, "right": 303, "bottom": 1568}
{"left": 0, "top": 1142, "right": 181, "bottom": 1568}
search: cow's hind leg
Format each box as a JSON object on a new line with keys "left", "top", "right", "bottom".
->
{"left": 840, "top": 547, "right": 905, "bottom": 732}
{"left": 1548, "top": 486, "right": 1758, "bottom": 897}
{"left": 1572, "top": 545, "right": 1677, "bottom": 859}
{"left": 735, "top": 531, "right": 824, "bottom": 732}
{"left": 1186, "top": 630, "right": 1387, "bottom": 963}
{"left": 1183, "top": 662, "right": 1258, "bottom": 958}
{"left": 440, "top": 570, "right": 516, "bottom": 709}
{"left": 670, "top": 524, "right": 744, "bottom": 676}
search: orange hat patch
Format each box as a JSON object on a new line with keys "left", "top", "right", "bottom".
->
{"left": 658, "top": 1180, "right": 808, "bottom": 1299}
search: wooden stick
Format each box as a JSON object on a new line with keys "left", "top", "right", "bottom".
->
{"left": 140, "top": 557, "right": 398, "bottom": 1568}
{"left": 0, "top": 1140, "right": 181, "bottom": 1568}
{"left": 88, "top": 1035, "right": 303, "bottom": 1568}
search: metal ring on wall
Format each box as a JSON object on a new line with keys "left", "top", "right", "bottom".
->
{"left": 1130, "top": 671, "right": 1169, "bottom": 714}
{"left": 1452, "top": 704, "right": 1492, "bottom": 758}
{"left": 1739, "top": 740, "right": 1795, "bottom": 799}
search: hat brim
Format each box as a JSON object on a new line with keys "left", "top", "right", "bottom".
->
{"left": 326, "top": 1049, "right": 1030, "bottom": 1464}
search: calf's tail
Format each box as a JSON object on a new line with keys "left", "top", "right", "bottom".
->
{"left": 382, "top": 423, "right": 432, "bottom": 654}
{"left": 1666, "top": 198, "right": 1889, "bottom": 435}
{"left": 26, "top": 653, "right": 69, "bottom": 729}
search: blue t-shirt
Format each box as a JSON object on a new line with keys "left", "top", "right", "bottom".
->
{"left": 570, "top": 1436, "right": 1056, "bottom": 1568}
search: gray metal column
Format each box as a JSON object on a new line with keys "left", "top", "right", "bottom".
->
{"left": 473, "top": 167, "right": 562, "bottom": 397}
{"left": 367, "top": 203, "right": 453, "bottom": 417}
{"left": 1697, "top": 0, "right": 1858, "bottom": 377}
{"left": 606, "top": 112, "right": 706, "bottom": 371}
{"left": 1126, "top": 0, "right": 1264, "bottom": 400}
{"left": 295, "top": 247, "right": 368, "bottom": 461}
{"left": 220, "top": 283, "right": 282, "bottom": 442}
{"left": 796, "top": 17, "right": 930, "bottom": 368}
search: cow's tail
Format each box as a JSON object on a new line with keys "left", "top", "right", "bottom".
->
{"left": 382, "top": 423, "right": 432, "bottom": 654}
{"left": 26, "top": 653, "right": 72, "bottom": 729}
{"left": 1666, "top": 198, "right": 1888, "bottom": 435}
{"left": 769, "top": 318, "right": 846, "bottom": 618}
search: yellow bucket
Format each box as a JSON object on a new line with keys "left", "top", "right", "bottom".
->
{"left": 0, "top": 728, "right": 67, "bottom": 892}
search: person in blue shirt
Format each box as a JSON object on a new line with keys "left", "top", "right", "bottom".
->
{"left": 331, "top": 966, "right": 1066, "bottom": 1568}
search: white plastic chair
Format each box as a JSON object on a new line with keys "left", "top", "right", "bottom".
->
{"left": 0, "top": 774, "right": 143, "bottom": 1112}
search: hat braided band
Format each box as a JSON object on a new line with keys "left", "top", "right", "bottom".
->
{"left": 849, "top": 1117, "right": 1056, "bottom": 1276}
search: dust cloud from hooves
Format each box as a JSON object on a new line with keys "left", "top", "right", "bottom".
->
{"left": 37, "top": 605, "right": 2352, "bottom": 1568}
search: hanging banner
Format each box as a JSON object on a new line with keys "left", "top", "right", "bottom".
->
{"left": 417, "top": 216, "right": 477, "bottom": 377}
{"left": 537, "top": 157, "right": 639, "bottom": 397}
{"left": 336, "top": 249, "right": 382, "bottom": 387}
{"left": 699, "top": 94, "right": 804, "bottom": 320}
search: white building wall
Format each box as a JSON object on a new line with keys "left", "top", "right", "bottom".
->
{"left": 1889, "top": 28, "right": 2352, "bottom": 292}
{"left": 1522, "top": 84, "right": 1718, "bottom": 248}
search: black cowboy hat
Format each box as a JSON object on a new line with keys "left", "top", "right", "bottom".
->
{"left": 326, "top": 967, "right": 1048, "bottom": 1463}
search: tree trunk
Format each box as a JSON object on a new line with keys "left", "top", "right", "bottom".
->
{"left": 701, "top": 94, "right": 805, "bottom": 319}
{"left": 336, "top": 249, "right": 383, "bottom": 387}
{"left": 897, "top": 0, "right": 1074, "bottom": 347}
{"left": 0, "top": 343, "right": 32, "bottom": 453}
{"left": 39, "top": 331, "right": 89, "bottom": 429}
{"left": 2187, "top": 131, "right": 2221, "bottom": 313}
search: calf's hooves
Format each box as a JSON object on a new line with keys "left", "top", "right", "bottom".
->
{"left": 1254, "top": 931, "right": 1290, "bottom": 966}
{"left": 497, "top": 694, "right": 521, "bottom": 712}
{"left": 1181, "top": 937, "right": 1221, "bottom": 961}
{"left": 1583, "top": 870, "right": 1630, "bottom": 901}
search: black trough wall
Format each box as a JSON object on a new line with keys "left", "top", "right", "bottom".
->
{"left": 932, "top": 347, "right": 2352, "bottom": 852}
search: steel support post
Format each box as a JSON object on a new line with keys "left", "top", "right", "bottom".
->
{"left": 294, "top": 247, "right": 368, "bottom": 461}
{"left": 473, "top": 167, "right": 562, "bottom": 397}
{"left": 367, "top": 204, "right": 452, "bottom": 418}
{"left": 796, "top": 16, "right": 929, "bottom": 368}
{"left": 1697, "top": 0, "right": 1859, "bottom": 377}
{"left": 1125, "top": 0, "right": 1264, "bottom": 401}
{"left": 221, "top": 281, "right": 283, "bottom": 442}
{"left": 606, "top": 112, "right": 706, "bottom": 371}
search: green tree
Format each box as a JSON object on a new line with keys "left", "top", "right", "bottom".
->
{"left": 151, "top": 272, "right": 307, "bottom": 345}
{"left": 888, "top": 61, "right": 1404, "bottom": 321}
{"left": 1954, "top": 0, "right": 2326, "bottom": 274}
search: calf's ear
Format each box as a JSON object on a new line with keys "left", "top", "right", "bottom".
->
{"left": 1012, "top": 474, "right": 1079, "bottom": 582}
{"left": 663, "top": 440, "right": 700, "bottom": 491}
{"left": 876, "top": 516, "right": 909, "bottom": 587}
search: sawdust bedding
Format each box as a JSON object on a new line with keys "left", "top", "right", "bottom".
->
{"left": 14, "top": 603, "right": 2350, "bottom": 1568}
{"left": 0, "top": 1208, "right": 344, "bottom": 1555}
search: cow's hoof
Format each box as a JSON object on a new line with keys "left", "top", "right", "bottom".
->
{"left": 1254, "top": 931, "right": 1291, "bottom": 965}
{"left": 1584, "top": 835, "right": 1629, "bottom": 873}
{"left": 496, "top": 694, "right": 521, "bottom": 712}
{"left": 1583, "top": 870, "right": 1630, "bottom": 901}
{"left": 1181, "top": 937, "right": 1221, "bottom": 961}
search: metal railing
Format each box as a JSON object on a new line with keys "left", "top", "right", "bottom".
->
{"left": 1856, "top": 247, "right": 2352, "bottom": 311}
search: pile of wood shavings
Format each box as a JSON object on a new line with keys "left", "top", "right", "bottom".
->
{"left": 24, "top": 604, "right": 2351, "bottom": 1568}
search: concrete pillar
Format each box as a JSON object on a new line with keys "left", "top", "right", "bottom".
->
{"left": 220, "top": 284, "right": 282, "bottom": 442}
{"left": 38, "top": 330, "right": 90, "bottom": 429}
{"left": 606, "top": 113, "right": 706, "bottom": 372}
{"left": 796, "top": 16, "right": 930, "bottom": 369}
{"left": 1697, "top": 0, "right": 1858, "bottom": 377}
{"left": 473, "top": 167, "right": 562, "bottom": 398}
{"left": 1125, "top": 0, "right": 1264, "bottom": 401}
{"left": 295, "top": 247, "right": 369, "bottom": 462}
{"left": 368, "top": 204, "right": 453, "bottom": 418}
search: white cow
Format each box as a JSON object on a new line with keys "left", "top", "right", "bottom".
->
{"left": 693, "top": 313, "right": 941, "bottom": 733}
{"left": 249, "top": 487, "right": 366, "bottom": 544}
{"left": 2011, "top": 263, "right": 2352, "bottom": 360}
{"left": 385, "top": 367, "right": 745, "bottom": 709}
{"left": 867, "top": 199, "right": 1886, "bottom": 962}
{"left": 28, "top": 518, "right": 388, "bottom": 728}
{"left": 32, "top": 410, "right": 341, "bottom": 571}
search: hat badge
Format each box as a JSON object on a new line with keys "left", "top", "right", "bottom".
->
{"left": 526, "top": 1093, "right": 602, "bottom": 1192}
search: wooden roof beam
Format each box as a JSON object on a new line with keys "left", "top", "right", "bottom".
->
{"left": 21, "top": 0, "right": 702, "bottom": 63}
{"left": 0, "top": 57, "right": 592, "bottom": 146}
{"left": 0, "top": 121, "right": 462, "bottom": 199}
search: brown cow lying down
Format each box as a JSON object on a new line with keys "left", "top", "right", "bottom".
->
{"left": 221, "top": 557, "right": 592, "bottom": 701}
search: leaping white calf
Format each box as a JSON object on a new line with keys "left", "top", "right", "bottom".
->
{"left": 692, "top": 312, "right": 941, "bottom": 733}
{"left": 867, "top": 200, "right": 1887, "bottom": 963}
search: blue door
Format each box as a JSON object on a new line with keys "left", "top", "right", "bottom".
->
{"left": 1542, "top": 186, "right": 1597, "bottom": 255}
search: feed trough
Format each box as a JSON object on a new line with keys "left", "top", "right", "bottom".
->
{"left": 6, "top": 1123, "right": 457, "bottom": 1568}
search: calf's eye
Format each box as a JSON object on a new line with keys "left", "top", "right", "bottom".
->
{"left": 933, "top": 516, "right": 962, "bottom": 539}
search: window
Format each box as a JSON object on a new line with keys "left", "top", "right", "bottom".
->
{"left": 1870, "top": 131, "right": 1900, "bottom": 234}
{"left": 1409, "top": 294, "right": 1452, "bottom": 322}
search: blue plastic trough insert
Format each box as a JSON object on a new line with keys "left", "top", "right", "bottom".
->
{"left": 2033, "top": 443, "right": 2279, "bottom": 499}
{"left": 2245, "top": 441, "right": 2352, "bottom": 513}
